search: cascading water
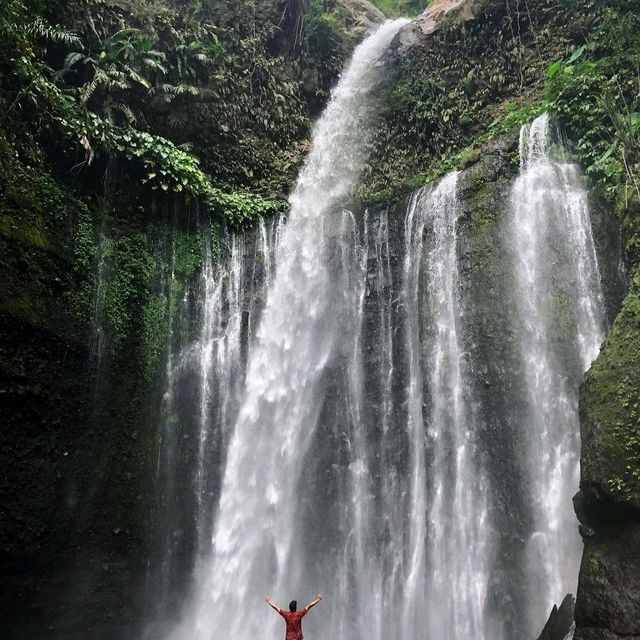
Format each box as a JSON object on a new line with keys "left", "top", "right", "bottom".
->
{"left": 148, "top": 217, "right": 281, "bottom": 632}
{"left": 150, "top": 25, "right": 609, "bottom": 640}
{"left": 509, "top": 113, "right": 605, "bottom": 635}
{"left": 416, "top": 175, "right": 492, "bottom": 640}
{"left": 165, "top": 20, "right": 410, "bottom": 640}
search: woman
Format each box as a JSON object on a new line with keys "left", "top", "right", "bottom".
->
{"left": 265, "top": 593, "right": 323, "bottom": 640}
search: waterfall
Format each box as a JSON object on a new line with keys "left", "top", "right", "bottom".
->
{"left": 150, "top": 31, "right": 608, "bottom": 640}
{"left": 509, "top": 113, "right": 605, "bottom": 634}
{"left": 161, "top": 170, "right": 498, "bottom": 640}
{"left": 417, "top": 174, "right": 492, "bottom": 640}
{"left": 149, "top": 217, "right": 280, "bottom": 632}
{"left": 164, "top": 20, "right": 409, "bottom": 640}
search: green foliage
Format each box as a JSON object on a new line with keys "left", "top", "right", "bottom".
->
{"left": 301, "top": 0, "right": 353, "bottom": 103}
{"left": 486, "top": 99, "right": 548, "bottom": 137}
{"left": 25, "top": 17, "right": 81, "bottom": 47}
{"left": 172, "top": 228, "right": 203, "bottom": 280}
{"left": 141, "top": 293, "right": 168, "bottom": 380}
{"left": 582, "top": 269, "right": 640, "bottom": 501}
{"left": 64, "top": 27, "right": 168, "bottom": 121}
{"left": 361, "top": 0, "right": 587, "bottom": 196}
{"left": 62, "top": 17, "right": 222, "bottom": 130}
{"left": 109, "top": 126, "right": 279, "bottom": 227}
{"left": 0, "top": 0, "right": 71, "bottom": 130}
{"left": 2, "top": 0, "right": 330, "bottom": 230}
{"left": 356, "top": 99, "right": 535, "bottom": 208}
{"left": 470, "top": 205, "right": 496, "bottom": 233}
{"left": 369, "top": 0, "right": 426, "bottom": 17}
{"left": 64, "top": 208, "right": 99, "bottom": 336}
{"left": 104, "top": 233, "right": 155, "bottom": 353}
{"left": 0, "top": 129, "right": 79, "bottom": 250}
{"left": 544, "top": 0, "right": 640, "bottom": 263}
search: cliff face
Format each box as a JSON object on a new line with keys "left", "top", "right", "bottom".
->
{"left": 1, "top": 0, "right": 639, "bottom": 638}
{"left": 0, "top": 0, "right": 357, "bottom": 632}
{"left": 575, "top": 270, "right": 640, "bottom": 640}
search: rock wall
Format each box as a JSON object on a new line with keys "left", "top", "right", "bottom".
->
{"left": 575, "top": 269, "right": 640, "bottom": 640}
{"left": 0, "top": 194, "right": 200, "bottom": 638}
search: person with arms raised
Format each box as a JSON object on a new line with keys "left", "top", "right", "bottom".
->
{"left": 265, "top": 593, "right": 322, "bottom": 640}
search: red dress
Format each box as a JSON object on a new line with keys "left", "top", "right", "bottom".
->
{"left": 278, "top": 607, "right": 309, "bottom": 640}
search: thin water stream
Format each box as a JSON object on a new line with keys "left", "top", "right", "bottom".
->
{"left": 510, "top": 114, "right": 605, "bottom": 634}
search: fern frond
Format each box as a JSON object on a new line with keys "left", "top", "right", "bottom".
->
{"left": 123, "top": 65, "right": 150, "bottom": 89}
{"left": 27, "top": 18, "right": 81, "bottom": 46}
{"left": 64, "top": 51, "right": 86, "bottom": 69}
{"left": 150, "top": 93, "right": 175, "bottom": 109}
{"left": 168, "top": 110, "right": 187, "bottom": 128}
{"left": 149, "top": 83, "right": 172, "bottom": 96}
{"left": 114, "top": 102, "right": 137, "bottom": 125}
{"left": 106, "top": 27, "right": 141, "bottom": 45}
{"left": 192, "top": 53, "right": 211, "bottom": 64}
{"left": 143, "top": 58, "right": 168, "bottom": 75}
{"left": 145, "top": 49, "right": 167, "bottom": 60}
{"left": 80, "top": 70, "right": 103, "bottom": 104}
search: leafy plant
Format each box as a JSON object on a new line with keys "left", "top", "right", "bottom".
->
{"left": 63, "top": 27, "right": 168, "bottom": 125}
{"left": 369, "top": 0, "right": 426, "bottom": 17}
{"left": 545, "top": 0, "right": 640, "bottom": 262}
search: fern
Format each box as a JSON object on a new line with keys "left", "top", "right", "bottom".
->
{"left": 27, "top": 18, "right": 81, "bottom": 47}
{"left": 168, "top": 111, "right": 188, "bottom": 128}
{"left": 142, "top": 58, "right": 168, "bottom": 75}
{"left": 64, "top": 51, "right": 86, "bottom": 69}
{"left": 123, "top": 65, "right": 151, "bottom": 89}
{"left": 114, "top": 102, "right": 138, "bottom": 125}
{"left": 80, "top": 72, "right": 102, "bottom": 104}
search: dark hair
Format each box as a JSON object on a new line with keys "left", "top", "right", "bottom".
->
{"left": 289, "top": 600, "right": 297, "bottom": 612}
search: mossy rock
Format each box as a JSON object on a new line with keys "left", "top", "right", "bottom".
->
{"left": 580, "top": 268, "right": 640, "bottom": 509}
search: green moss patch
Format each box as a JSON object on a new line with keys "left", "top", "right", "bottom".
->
{"left": 581, "top": 269, "right": 640, "bottom": 504}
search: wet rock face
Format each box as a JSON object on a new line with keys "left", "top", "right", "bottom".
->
{"left": 575, "top": 267, "right": 640, "bottom": 640}
{"left": 391, "top": 0, "right": 475, "bottom": 56}
{"left": 335, "top": 0, "right": 386, "bottom": 33}
{"left": 574, "top": 524, "right": 640, "bottom": 640}
{"left": 578, "top": 268, "right": 640, "bottom": 512}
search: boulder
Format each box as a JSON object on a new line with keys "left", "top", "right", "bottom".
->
{"left": 575, "top": 524, "right": 640, "bottom": 640}
{"left": 536, "top": 595, "right": 575, "bottom": 640}
{"left": 392, "top": 0, "right": 475, "bottom": 56}
{"left": 335, "top": 0, "right": 386, "bottom": 34}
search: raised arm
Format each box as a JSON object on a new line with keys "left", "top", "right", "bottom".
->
{"left": 265, "top": 596, "right": 281, "bottom": 614}
{"left": 304, "top": 593, "right": 323, "bottom": 611}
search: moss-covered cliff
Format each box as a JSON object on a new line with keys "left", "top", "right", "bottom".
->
{"left": 0, "top": 1, "right": 357, "bottom": 636}
{"left": 575, "top": 269, "right": 640, "bottom": 640}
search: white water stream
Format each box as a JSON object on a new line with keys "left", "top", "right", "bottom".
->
{"left": 165, "top": 19, "right": 410, "bottom": 640}
{"left": 510, "top": 113, "right": 605, "bottom": 635}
